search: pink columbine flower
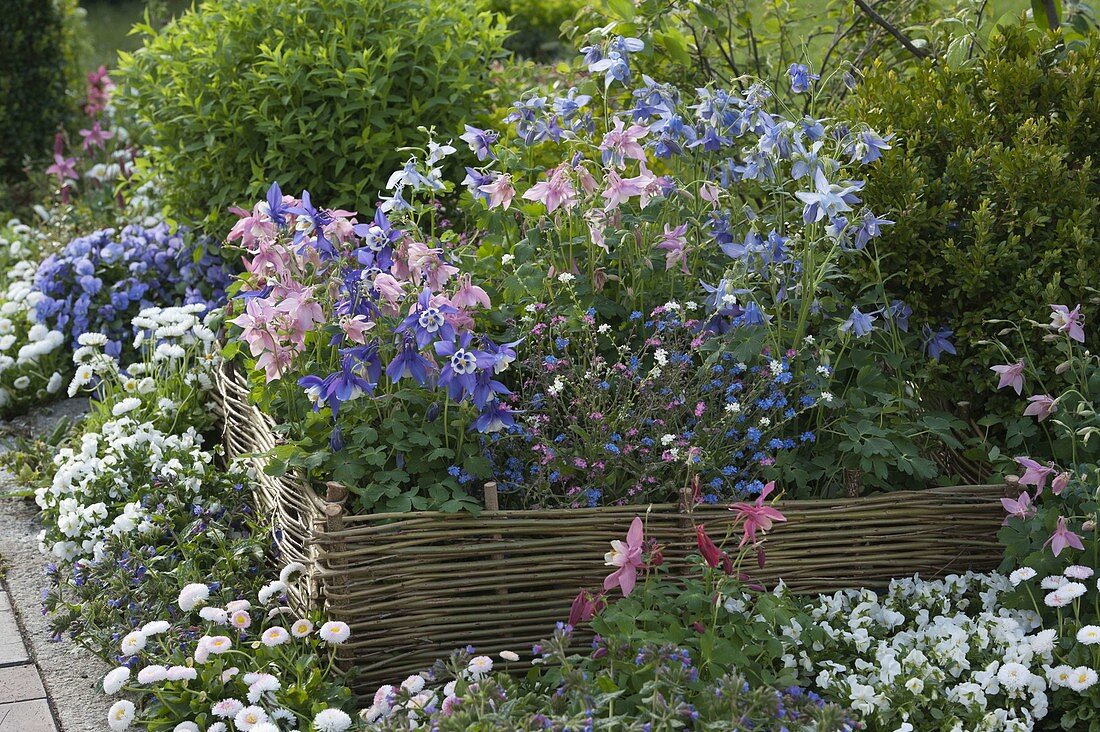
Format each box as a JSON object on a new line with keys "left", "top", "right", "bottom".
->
{"left": 991, "top": 360, "right": 1026, "bottom": 395}
{"left": 480, "top": 173, "right": 515, "bottom": 210}
{"left": 1049, "top": 304, "right": 1085, "bottom": 343}
{"left": 78, "top": 121, "right": 114, "bottom": 152}
{"left": 451, "top": 273, "right": 491, "bottom": 310}
{"left": 729, "top": 481, "right": 787, "bottom": 547}
{"left": 655, "top": 223, "right": 690, "bottom": 274}
{"left": 601, "top": 169, "right": 644, "bottom": 210}
{"left": 1044, "top": 516, "right": 1085, "bottom": 557}
{"left": 1051, "top": 471, "right": 1071, "bottom": 496}
{"left": 46, "top": 153, "right": 79, "bottom": 183}
{"left": 522, "top": 165, "right": 577, "bottom": 213}
{"left": 599, "top": 118, "right": 649, "bottom": 167}
{"left": 339, "top": 315, "right": 374, "bottom": 344}
{"left": 629, "top": 162, "right": 661, "bottom": 209}
{"left": 1023, "top": 394, "right": 1057, "bottom": 421}
{"left": 698, "top": 181, "right": 721, "bottom": 204}
{"left": 1001, "top": 491, "right": 1035, "bottom": 524}
{"left": 1015, "top": 457, "right": 1056, "bottom": 493}
{"left": 603, "top": 517, "right": 645, "bottom": 596}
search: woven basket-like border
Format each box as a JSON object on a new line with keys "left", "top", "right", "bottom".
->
{"left": 215, "top": 361, "right": 1010, "bottom": 690}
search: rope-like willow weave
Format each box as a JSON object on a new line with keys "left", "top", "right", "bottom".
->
{"left": 214, "top": 361, "right": 1011, "bottom": 692}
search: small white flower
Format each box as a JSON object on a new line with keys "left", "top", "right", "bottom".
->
{"left": 230, "top": 609, "right": 252, "bottom": 629}
{"left": 77, "top": 332, "right": 108, "bottom": 347}
{"left": 261, "top": 626, "right": 290, "bottom": 647}
{"left": 1060, "top": 582, "right": 1087, "bottom": 600}
{"left": 177, "top": 583, "right": 209, "bottom": 611}
{"left": 1077, "top": 625, "right": 1100, "bottom": 645}
{"left": 137, "top": 665, "right": 168, "bottom": 684}
{"left": 1067, "top": 666, "right": 1098, "bottom": 692}
{"left": 501, "top": 253, "right": 515, "bottom": 265}
{"left": 499, "top": 650, "right": 520, "bottom": 662}
{"left": 102, "top": 666, "right": 130, "bottom": 694}
{"left": 166, "top": 666, "right": 197, "bottom": 681}
{"left": 318, "top": 620, "right": 351, "bottom": 644}
{"left": 279, "top": 562, "right": 306, "bottom": 584}
{"left": 597, "top": 323, "right": 611, "bottom": 334}
{"left": 174, "top": 723, "right": 200, "bottom": 732}
{"left": 1041, "top": 575, "right": 1068, "bottom": 590}
{"left": 1009, "top": 567, "right": 1037, "bottom": 586}
{"left": 112, "top": 397, "right": 142, "bottom": 416}
{"left": 313, "top": 708, "right": 353, "bottom": 732}
{"left": 467, "top": 655, "right": 493, "bottom": 678}
{"left": 556, "top": 272, "right": 575, "bottom": 284}
{"left": 401, "top": 675, "right": 426, "bottom": 694}
{"left": 46, "top": 371, "right": 63, "bottom": 394}
{"left": 1048, "top": 665, "right": 1074, "bottom": 688}
{"left": 257, "top": 580, "right": 286, "bottom": 605}
{"left": 119, "top": 631, "right": 147, "bottom": 656}
{"left": 107, "top": 700, "right": 136, "bottom": 731}
{"left": 997, "top": 662, "right": 1031, "bottom": 691}
{"left": 12, "top": 375, "right": 29, "bottom": 390}
{"left": 820, "top": 391, "right": 834, "bottom": 403}
{"left": 199, "top": 607, "right": 228, "bottom": 624}
{"left": 725, "top": 401, "right": 741, "bottom": 414}
{"left": 141, "top": 620, "right": 170, "bottom": 635}
{"left": 202, "top": 636, "right": 233, "bottom": 655}
{"left": 212, "top": 699, "right": 245, "bottom": 719}
{"left": 234, "top": 706, "right": 268, "bottom": 731}
{"left": 290, "top": 618, "right": 314, "bottom": 638}
{"left": 1065, "top": 565, "right": 1094, "bottom": 580}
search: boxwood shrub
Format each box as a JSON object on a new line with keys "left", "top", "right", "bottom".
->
{"left": 846, "top": 24, "right": 1099, "bottom": 421}
{"left": 116, "top": 0, "right": 508, "bottom": 229}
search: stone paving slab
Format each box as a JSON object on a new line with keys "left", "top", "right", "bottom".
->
{"left": 0, "top": 663, "right": 46, "bottom": 704}
{"left": 0, "top": 699, "right": 58, "bottom": 732}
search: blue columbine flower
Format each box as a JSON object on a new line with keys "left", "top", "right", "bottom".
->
{"left": 386, "top": 338, "right": 433, "bottom": 385}
{"left": 352, "top": 209, "right": 401, "bottom": 271}
{"left": 473, "top": 400, "right": 514, "bottom": 433}
{"left": 885, "top": 299, "right": 912, "bottom": 332}
{"left": 435, "top": 332, "right": 495, "bottom": 403}
{"left": 262, "top": 181, "right": 292, "bottom": 228}
{"left": 788, "top": 63, "right": 820, "bottom": 93}
{"left": 922, "top": 325, "right": 956, "bottom": 361}
{"left": 852, "top": 210, "right": 894, "bottom": 249}
{"left": 395, "top": 289, "right": 457, "bottom": 348}
{"left": 840, "top": 307, "right": 875, "bottom": 338}
{"left": 287, "top": 190, "right": 335, "bottom": 257}
{"left": 459, "top": 125, "right": 498, "bottom": 161}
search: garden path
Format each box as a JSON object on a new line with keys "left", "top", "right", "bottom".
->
{"left": 0, "top": 399, "right": 108, "bottom": 732}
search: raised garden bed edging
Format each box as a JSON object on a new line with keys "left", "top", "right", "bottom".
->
{"left": 214, "top": 361, "right": 1011, "bottom": 689}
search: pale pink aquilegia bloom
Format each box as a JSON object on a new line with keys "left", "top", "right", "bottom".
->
{"left": 1044, "top": 516, "right": 1085, "bottom": 557}
{"left": 655, "top": 223, "right": 690, "bottom": 274}
{"left": 599, "top": 117, "right": 649, "bottom": 167}
{"left": 1015, "top": 456, "right": 1056, "bottom": 493}
{"left": 1023, "top": 394, "right": 1057, "bottom": 421}
{"left": 1049, "top": 304, "right": 1085, "bottom": 343}
{"left": 729, "top": 481, "right": 787, "bottom": 547}
{"left": 450, "top": 273, "right": 491, "bottom": 310}
{"left": 522, "top": 164, "right": 577, "bottom": 213}
{"left": 601, "top": 169, "right": 644, "bottom": 210}
{"left": 1001, "top": 491, "right": 1035, "bottom": 525}
{"left": 479, "top": 173, "right": 516, "bottom": 210}
{"left": 1051, "top": 471, "right": 1072, "bottom": 496}
{"left": 991, "top": 360, "right": 1026, "bottom": 395}
{"left": 603, "top": 517, "right": 645, "bottom": 596}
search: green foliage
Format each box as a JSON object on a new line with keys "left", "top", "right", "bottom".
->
{"left": 481, "top": 0, "right": 583, "bottom": 59}
{"left": 846, "top": 23, "right": 1100, "bottom": 424}
{"left": 0, "top": 0, "right": 84, "bottom": 203}
{"left": 116, "top": 0, "right": 509, "bottom": 229}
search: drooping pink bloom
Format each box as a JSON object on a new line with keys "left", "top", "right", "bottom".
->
{"left": 601, "top": 169, "right": 644, "bottom": 210}
{"left": 371, "top": 273, "right": 406, "bottom": 315}
{"left": 1023, "top": 394, "right": 1057, "bottom": 421}
{"left": 1051, "top": 471, "right": 1071, "bottom": 496}
{"left": 991, "top": 360, "right": 1026, "bottom": 395}
{"left": 1044, "top": 516, "right": 1085, "bottom": 557}
{"left": 450, "top": 273, "right": 491, "bottom": 310}
{"left": 479, "top": 173, "right": 515, "bottom": 210}
{"left": 78, "top": 121, "right": 114, "bottom": 152}
{"left": 1049, "top": 304, "right": 1085, "bottom": 343}
{"left": 628, "top": 162, "right": 661, "bottom": 209}
{"left": 576, "top": 165, "right": 598, "bottom": 196}
{"left": 1000, "top": 491, "right": 1035, "bottom": 525}
{"left": 698, "top": 181, "right": 721, "bottom": 204}
{"left": 655, "top": 223, "right": 690, "bottom": 274}
{"left": 603, "top": 517, "right": 645, "bottom": 596}
{"left": 566, "top": 590, "right": 605, "bottom": 626}
{"left": 599, "top": 117, "right": 649, "bottom": 167}
{"left": 729, "top": 481, "right": 787, "bottom": 547}
{"left": 1015, "top": 456, "right": 1056, "bottom": 493}
{"left": 340, "top": 315, "right": 374, "bottom": 344}
{"left": 522, "top": 165, "right": 576, "bottom": 213}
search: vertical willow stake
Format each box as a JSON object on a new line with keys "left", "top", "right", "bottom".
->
{"left": 323, "top": 481, "right": 351, "bottom": 669}
{"left": 485, "top": 482, "right": 509, "bottom": 598}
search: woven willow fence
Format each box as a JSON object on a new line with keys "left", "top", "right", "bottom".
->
{"left": 215, "top": 362, "right": 1011, "bottom": 690}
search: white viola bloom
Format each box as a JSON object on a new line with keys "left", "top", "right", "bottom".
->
{"left": 102, "top": 666, "right": 130, "bottom": 694}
